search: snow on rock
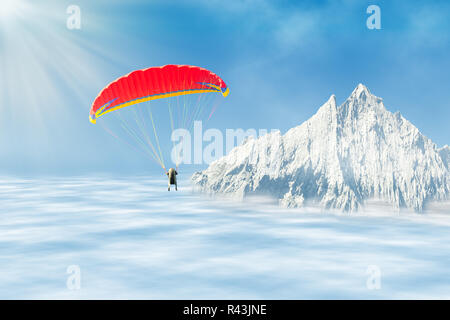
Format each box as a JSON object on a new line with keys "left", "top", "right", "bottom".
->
{"left": 192, "top": 84, "right": 449, "bottom": 212}
{"left": 439, "top": 145, "right": 449, "bottom": 170}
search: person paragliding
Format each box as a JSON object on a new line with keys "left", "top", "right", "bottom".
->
{"left": 89, "top": 64, "right": 228, "bottom": 191}
{"left": 166, "top": 168, "right": 178, "bottom": 191}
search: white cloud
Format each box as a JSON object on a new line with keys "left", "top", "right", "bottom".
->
{"left": 0, "top": 176, "right": 449, "bottom": 298}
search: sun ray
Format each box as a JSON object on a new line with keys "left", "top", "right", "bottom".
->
{"left": 0, "top": 1, "right": 131, "bottom": 160}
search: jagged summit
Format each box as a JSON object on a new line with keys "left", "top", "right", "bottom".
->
{"left": 192, "top": 84, "right": 449, "bottom": 212}
{"left": 351, "top": 83, "right": 371, "bottom": 97}
{"left": 340, "top": 83, "right": 385, "bottom": 117}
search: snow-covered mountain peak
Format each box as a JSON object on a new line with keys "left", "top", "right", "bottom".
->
{"left": 313, "top": 94, "right": 337, "bottom": 117}
{"left": 327, "top": 94, "right": 337, "bottom": 105}
{"left": 339, "top": 83, "right": 385, "bottom": 120}
{"left": 192, "top": 85, "right": 449, "bottom": 213}
{"left": 351, "top": 83, "right": 371, "bottom": 97}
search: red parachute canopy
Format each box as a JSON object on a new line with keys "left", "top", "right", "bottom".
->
{"left": 89, "top": 64, "right": 229, "bottom": 123}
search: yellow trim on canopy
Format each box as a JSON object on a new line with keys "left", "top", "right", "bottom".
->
{"left": 91, "top": 89, "right": 223, "bottom": 124}
{"left": 222, "top": 87, "right": 229, "bottom": 97}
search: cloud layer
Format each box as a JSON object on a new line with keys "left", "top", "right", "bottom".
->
{"left": 0, "top": 176, "right": 449, "bottom": 299}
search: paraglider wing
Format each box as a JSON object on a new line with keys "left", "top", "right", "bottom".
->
{"left": 89, "top": 64, "right": 229, "bottom": 124}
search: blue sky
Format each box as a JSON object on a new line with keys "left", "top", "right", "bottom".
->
{"left": 0, "top": 0, "right": 449, "bottom": 175}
